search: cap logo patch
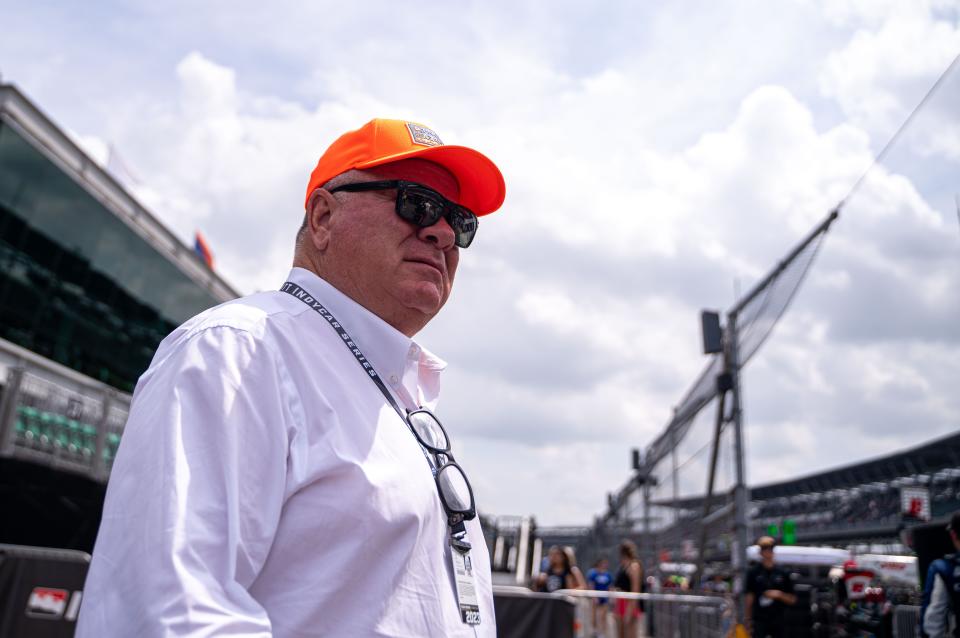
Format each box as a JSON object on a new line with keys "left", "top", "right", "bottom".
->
{"left": 406, "top": 123, "right": 443, "bottom": 147}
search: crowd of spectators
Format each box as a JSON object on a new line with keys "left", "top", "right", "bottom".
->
{"left": 753, "top": 473, "right": 960, "bottom": 535}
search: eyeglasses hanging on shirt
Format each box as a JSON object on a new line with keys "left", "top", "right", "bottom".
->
{"left": 280, "top": 282, "right": 477, "bottom": 533}
{"left": 406, "top": 409, "right": 476, "bottom": 529}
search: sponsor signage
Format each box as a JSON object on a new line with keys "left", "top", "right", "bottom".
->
{"left": 901, "top": 487, "right": 931, "bottom": 521}
{"left": 26, "top": 588, "right": 68, "bottom": 618}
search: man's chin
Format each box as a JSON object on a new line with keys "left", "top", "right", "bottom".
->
{"left": 400, "top": 283, "right": 448, "bottom": 317}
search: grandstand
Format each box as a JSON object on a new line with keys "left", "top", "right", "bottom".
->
{"left": 530, "top": 429, "right": 960, "bottom": 573}
{"left": 0, "top": 83, "right": 238, "bottom": 552}
{"left": 750, "top": 431, "right": 960, "bottom": 545}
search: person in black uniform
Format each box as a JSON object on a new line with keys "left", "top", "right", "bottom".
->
{"left": 745, "top": 536, "right": 796, "bottom": 638}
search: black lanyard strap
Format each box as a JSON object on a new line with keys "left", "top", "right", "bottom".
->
{"left": 281, "top": 281, "right": 408, "bottom": 421}
{"left": 282, "top": 281, "right": 450, "bottom": 480}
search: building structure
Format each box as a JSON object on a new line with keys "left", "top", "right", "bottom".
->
{"left": 0, "top": 83, "right": 238, "bottom": 551}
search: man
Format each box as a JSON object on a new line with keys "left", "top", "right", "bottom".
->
{"left": 76, "top": 119, "right": 506, "bottom": 637}
{"left": 744, "top": 536, "right": 796, "bottom": 638}
{"left": 923, "top": 511, "right": 960, "bottom": 637}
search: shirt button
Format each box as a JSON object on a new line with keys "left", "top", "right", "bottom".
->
{"left": 389, "top": 374, "right": 399, "bottom": 385}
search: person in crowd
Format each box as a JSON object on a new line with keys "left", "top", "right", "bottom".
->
{"left": 76, "top": 118, "right": 506, "bottom": 636}
{"left": 745, "top": 536, "right": 797, "bottom": 638}
{"left": 537, "top": 545, "right": 587, "bottom": 593}
{"left": 923, "top": 511, "right": 960, "bottom": 637}
{"left": 613, "top": 539, "right": 644, "bottom": 638}
{"left": 706, "top": 572, "right": 730, "bottom": 594}
{"left": 587, "top": 557, "right": 613, "bottom": 637}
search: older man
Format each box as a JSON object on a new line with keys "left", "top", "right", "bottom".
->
{"left": 76, "top": 119, "right": 506, "bottom": 637}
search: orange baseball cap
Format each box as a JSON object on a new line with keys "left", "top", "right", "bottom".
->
{"left": 304, "top": 119, "right": 506, "bottom": 216}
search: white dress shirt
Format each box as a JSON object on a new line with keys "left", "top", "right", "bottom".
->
{"left": 76, "top": 267, "right": 495, "bottom": 637}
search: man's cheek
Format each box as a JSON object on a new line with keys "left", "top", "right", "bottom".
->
{"left": 446, "top": 255, "right": 459, "bottom": 285}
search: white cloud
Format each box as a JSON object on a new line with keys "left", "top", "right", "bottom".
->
{"left": 1, "top": 1, "right": 958, "bottom": 526}
{"left": 819, "top": 0, "right": 960, "bottom": 157}
{"left": 67, "top": 132, "right": 110, "bottom": 166}
{"left": 176, "top": 51, "right": 239, "bottom": 119}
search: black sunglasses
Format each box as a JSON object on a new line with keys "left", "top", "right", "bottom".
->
{"left": 405, "top": 408, "right": 476, "bottom": 527}
{"left": 328, "top": 180, "right": 478, "bottom": 248}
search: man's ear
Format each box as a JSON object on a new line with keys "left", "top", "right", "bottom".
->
{"left": 305, "top": 188, "right": 337, "bottom": 251}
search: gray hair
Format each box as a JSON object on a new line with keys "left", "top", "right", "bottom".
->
{"left": 295, "top": 169, "right": 380, "bottom": 247}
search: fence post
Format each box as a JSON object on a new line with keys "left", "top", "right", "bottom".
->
{"left": 728, "top": 311, "right": 750, "bottom": 625}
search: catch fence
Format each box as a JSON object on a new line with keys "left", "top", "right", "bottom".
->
{"left": 588, "top": 211, "right": 840, "bottom": 606}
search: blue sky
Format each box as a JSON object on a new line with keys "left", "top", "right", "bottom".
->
{"left": 2, "top": 0, "right": 959, "bottom": 525}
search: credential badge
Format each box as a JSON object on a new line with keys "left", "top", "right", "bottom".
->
{"left": 406, "top": 123, "right": 443, "bottom": 147}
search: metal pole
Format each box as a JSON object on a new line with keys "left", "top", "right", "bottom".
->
{"left": 728, "top": 311, "right": 750, "bottom": 623}
{"left": 729, "top": 209, "right": 839, "bottom": 316}
{"left": 643, "top": 477, "right": 651, "bottom": 569}
{"left": 671, "top": 427, "right": 679, "bottom": 523}
{"left": 516, "top": 516, "right": 531, "bottom": 586}
{"left": 695, "top": 388, "right": 727, "bottom": 585}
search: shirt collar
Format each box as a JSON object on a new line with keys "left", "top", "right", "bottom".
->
{"left": 285, "top": 267, "right": 447, "bottom": 401}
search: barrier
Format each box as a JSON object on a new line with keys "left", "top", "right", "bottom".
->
{"left": 0, "top": 544, "right": 90, "bottom": 638}
{"left": 494, "top": 586, "right": 577, "bottom": 638}
{"left": 892, "top": 605, "right": 919, "bottom": 638}
{"left": 495, "top": 586, "right": 730, "bottom": 638}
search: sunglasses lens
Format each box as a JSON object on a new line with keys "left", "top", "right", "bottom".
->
{"left": 408, "top": 410, "right": 449, "bottom": 451}
{"left": 447, "top": 207, "right": 477, "bottom": 248}
{"left": 437, "top": 464, "right": 473, "bottom": 513}
{"left": 398, "top": 186, "right": 478, "bottom": 249}
{"left": 397, "top": 189, "right": 442, "bottom": 227}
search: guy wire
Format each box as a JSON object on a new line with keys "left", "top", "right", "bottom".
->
{"left": 838, "top": 49, "right": 960, "bottom": 210}
{"left": 955, "top": 194, "right": 960, "bottom": 235}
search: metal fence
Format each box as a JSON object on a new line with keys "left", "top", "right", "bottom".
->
{"left": 0, "top": 336, "right": 130, "bottom": 482}
{"left": 892, "top": 605, "right": 920, "bottom": 638}
{"left": 574, "top": 590, "right": 729, "bottom": 638}
{"left": 497, "top": 585, "right": 924, "bottom": 638}
{"left": 495, "top": 587, "right": 730, "bottom": 638}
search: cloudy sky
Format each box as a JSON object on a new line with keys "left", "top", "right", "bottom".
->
{"left": 2, "top": 0, "right": 958, "bottom": 526}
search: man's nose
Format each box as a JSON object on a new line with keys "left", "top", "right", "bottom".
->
{"left": 418, "top": 215, "right": 456, "bottom": 250}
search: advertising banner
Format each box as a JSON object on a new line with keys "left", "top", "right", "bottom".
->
{"left": 901, "top": 487, "right": 931, "bottom": 521}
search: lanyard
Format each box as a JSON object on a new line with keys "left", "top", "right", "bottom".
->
{"left": 281, "top": 281, "right": 482, "bottom": 628}
{"left": 280, "top": 282, "right": 434, "bottom": 470}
